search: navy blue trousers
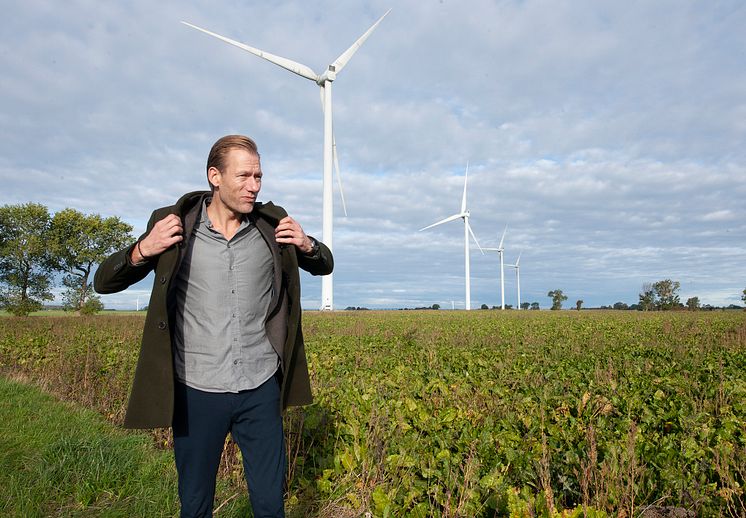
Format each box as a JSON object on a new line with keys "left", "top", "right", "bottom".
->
{"left": 173, "top": 375, "right": 286, "bottom": 518}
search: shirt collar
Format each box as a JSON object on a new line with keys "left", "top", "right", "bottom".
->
{"left": 200, "top": 197, "right": 253, "bottom": 233}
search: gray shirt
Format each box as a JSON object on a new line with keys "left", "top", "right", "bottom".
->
{"left": 172, "top": 199, "right": 279, "bottom": 392}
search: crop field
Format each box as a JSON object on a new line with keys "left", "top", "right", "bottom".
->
{"left": 1, "top": 310, "right": 745, "bottom": 517}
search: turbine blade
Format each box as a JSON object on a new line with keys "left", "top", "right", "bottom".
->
{"left": 182, "top": 21, "right": 319, "bottom": 82}
{"left": 333, "top": 134, "right": 348, "bottom": 217}
{"left": 498, "top": 224, "right": 507, "bottom": 249}
{"left": 331, "top": 9, "right": 391, "bottom": 75}
{"left": 467, "top": 220, "right": 484, "bottom": 254}
{"left": 461, "top": 162, "right": 469, "bottom": 213}
{"left": 419, "top": 213, "right": 462, "bottom": 231}
{"left": 515, "top": 252, "right": 522, "bottom": 266}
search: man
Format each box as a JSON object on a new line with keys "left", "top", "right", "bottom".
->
{"left": 94, "top": 135, "right": 333, "bottom": 517}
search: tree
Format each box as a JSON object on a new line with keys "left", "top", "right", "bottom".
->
{"left": 431, "top": 303, "right": 440, "bottom": 310}
{"left": 547, "top": 290, "right": 568, "bottom": 310}
{"left": 575, "top": 299, "right": 583, "bottom": 311}
{"left": 0, "top": 203, "right": 54, "bottom": 316}
{"left": 686, "top": 296, "right": 700, "bottom": 311}
{"left": 530, "top": 302, "right": 540, "bottom": 310}
{"left": 613, "top": 302, "right": 629, "bottom": 310}
{"left": 639, "top": 283, "right": 655, "bottom": 311}
{"left": 742, "top": 288, "right": 746, "bottom": 306}
{"left": 652, "top": 279, "right": 681, "bottom": 310}
{"left": 48, "top": 209, "right": 132, "bottom": 313}
{"left": 480, "top": 303, "right": 489, "bottom": 310}
{"left": 520, "top": 302, "right": 530, "bottom": 310}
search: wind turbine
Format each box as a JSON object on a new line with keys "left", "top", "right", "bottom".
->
{"left": 419, "top": 164, "right": 483, "bottom": 310}
{"left": 506, "top": 252, "right": 522, "bottom": 309}
{"left": 182, "top": 10, "right": 391, "bottom": 311}
{"left": 482, "top": 224, "right": 508, "bottom": 309}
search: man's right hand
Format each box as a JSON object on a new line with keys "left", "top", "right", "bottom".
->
{"left": 130, "top": 214, "right": 184, "bottom": 264}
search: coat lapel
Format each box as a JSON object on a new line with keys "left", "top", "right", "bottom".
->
{"left": 254, "top": 214, "right": 283, "bottom": 319}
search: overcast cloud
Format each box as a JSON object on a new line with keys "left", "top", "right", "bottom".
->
{"left": 2, "top": 0, "right": 744, "bottom": 309}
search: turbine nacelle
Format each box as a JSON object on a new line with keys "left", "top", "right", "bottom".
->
{"left": 318, "top": 65, "right": 337, "bottom": 84}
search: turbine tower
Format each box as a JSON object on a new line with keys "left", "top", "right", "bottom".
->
{"left": 482, "top": 225, "right": 508, "bottom": 309}
{"left": 182, "top": 10, "right": 391, "bottom": 311}
{"left": 507, "top": 253, "right": 522, "bottom": 309}
{"left": 419, "top": 164, "right": 483, "bottom": 310}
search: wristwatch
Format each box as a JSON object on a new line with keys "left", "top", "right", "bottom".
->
{"left": 306, "top": 237, "right": 320, "bottom": 256}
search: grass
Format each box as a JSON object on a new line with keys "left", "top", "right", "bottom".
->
{"left": 0, "top": 309, "right": 146, "bottom": 317}
{"left": 0, "top": 376, "right": 179, "bottom": 517}
{"left": 0, "top": 376, "right": 312, "bottom": 518}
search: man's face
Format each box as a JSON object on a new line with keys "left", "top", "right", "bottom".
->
{"left": 209, "top": 148, "right": 262, "bottom": 214}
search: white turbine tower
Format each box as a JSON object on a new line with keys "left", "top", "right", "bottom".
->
{"left": 507, "top": 252, "right": 522, "bottom": 310}
{"left": 482, "top": 225, "right": 508, "bottom": 310}
{"left": 419, "top": 164, "right": 483, "bottom": 310}
{"left": 182, "top": 10, "right": 391, "bottom": 311}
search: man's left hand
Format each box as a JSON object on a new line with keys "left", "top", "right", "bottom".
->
{"left": 275, "top": 216, "right": 314, "bottom": 254}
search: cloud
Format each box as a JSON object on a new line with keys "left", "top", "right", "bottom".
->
{"left": 2, "top": 0, "right": 745, "bottom": 309}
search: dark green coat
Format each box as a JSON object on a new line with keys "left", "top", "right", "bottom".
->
{"left": 94, "top": 191, "right": 333, "bottom": 429}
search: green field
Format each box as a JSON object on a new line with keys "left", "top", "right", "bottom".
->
{"left": 1, "top": 310, "right": 744, "bottom": 517}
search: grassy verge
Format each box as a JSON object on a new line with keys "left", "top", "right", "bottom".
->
{"left": 0, "top": 376, "right": 179, "bottom": 517}
{"left": 0, "top": 310, "right": 146, "bottom": 317}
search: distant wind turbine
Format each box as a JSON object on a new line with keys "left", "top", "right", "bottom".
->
{"left": 420, "top": 164, "right": 483, "bottom": 310}
{"left": 482, "top": 224, "right": 508, "bottom": 309}
{"left": 506, "top": 252, "right": 522, "bottom": 309}
{"left": 182, "top": 10, "right": 391, "bottom": 311}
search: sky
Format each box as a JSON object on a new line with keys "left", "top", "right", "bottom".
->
{"left": 2, "top": 0, "right": 745, "bottom": 310}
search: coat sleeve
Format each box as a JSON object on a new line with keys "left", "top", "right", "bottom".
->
{"left": 296, "top": 239, "right": 333, "bottom": 276}
{"left": 94, "top": 211, "right": 158, "bottom": 294}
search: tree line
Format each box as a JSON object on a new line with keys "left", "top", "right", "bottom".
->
{"left": 4, "top": 202, "right": 745, "bottom": 316}
{"left": 545, "top": 281, "right": 746, "bottom": 311}
{"left": 0, "top": 203, "right": 132, "bottom": 316}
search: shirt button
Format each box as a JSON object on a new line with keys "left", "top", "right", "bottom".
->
{"left": 233, "top": 360, "right": 239, "bottom": 365}
{"left": 157, "top": 321, "right": 166, "bottom": 330}
{"left": 231, "top": 289, "right": 235, "bottom": 294}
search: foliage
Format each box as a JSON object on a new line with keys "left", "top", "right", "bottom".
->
{"left": 0, "top": 203, "right": 54, "bottom": 316}
{"left": 638, "top": 283, "right": 656, "bottom": 311}
{"left": 1, "top": 311, "right": 745, "bottom": 517}
{"left": 742, "top": 288, "right": 746, "bottom": 305}
{"left": 639, "top": 280, "right": 684, "bottom": 311}
{"left": 686, "top": 296, "right": 700, "bottom": 311}
{"left": 80, "top": 297, "right": 105, "bottom": 315}
{"left": 530, "top": 302, "right": 540, "bottom": 310}
{"left": 547, "top": 290, "right": 568, "bottom": 310}
{"left": 652, "top": 279, "right": 681, "bottom": 310}
{"left": 48, "top": 208, "right": 133, "bottom": 312}
{"left": 575, "top": 300, "right": 583, "bottom": 311}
